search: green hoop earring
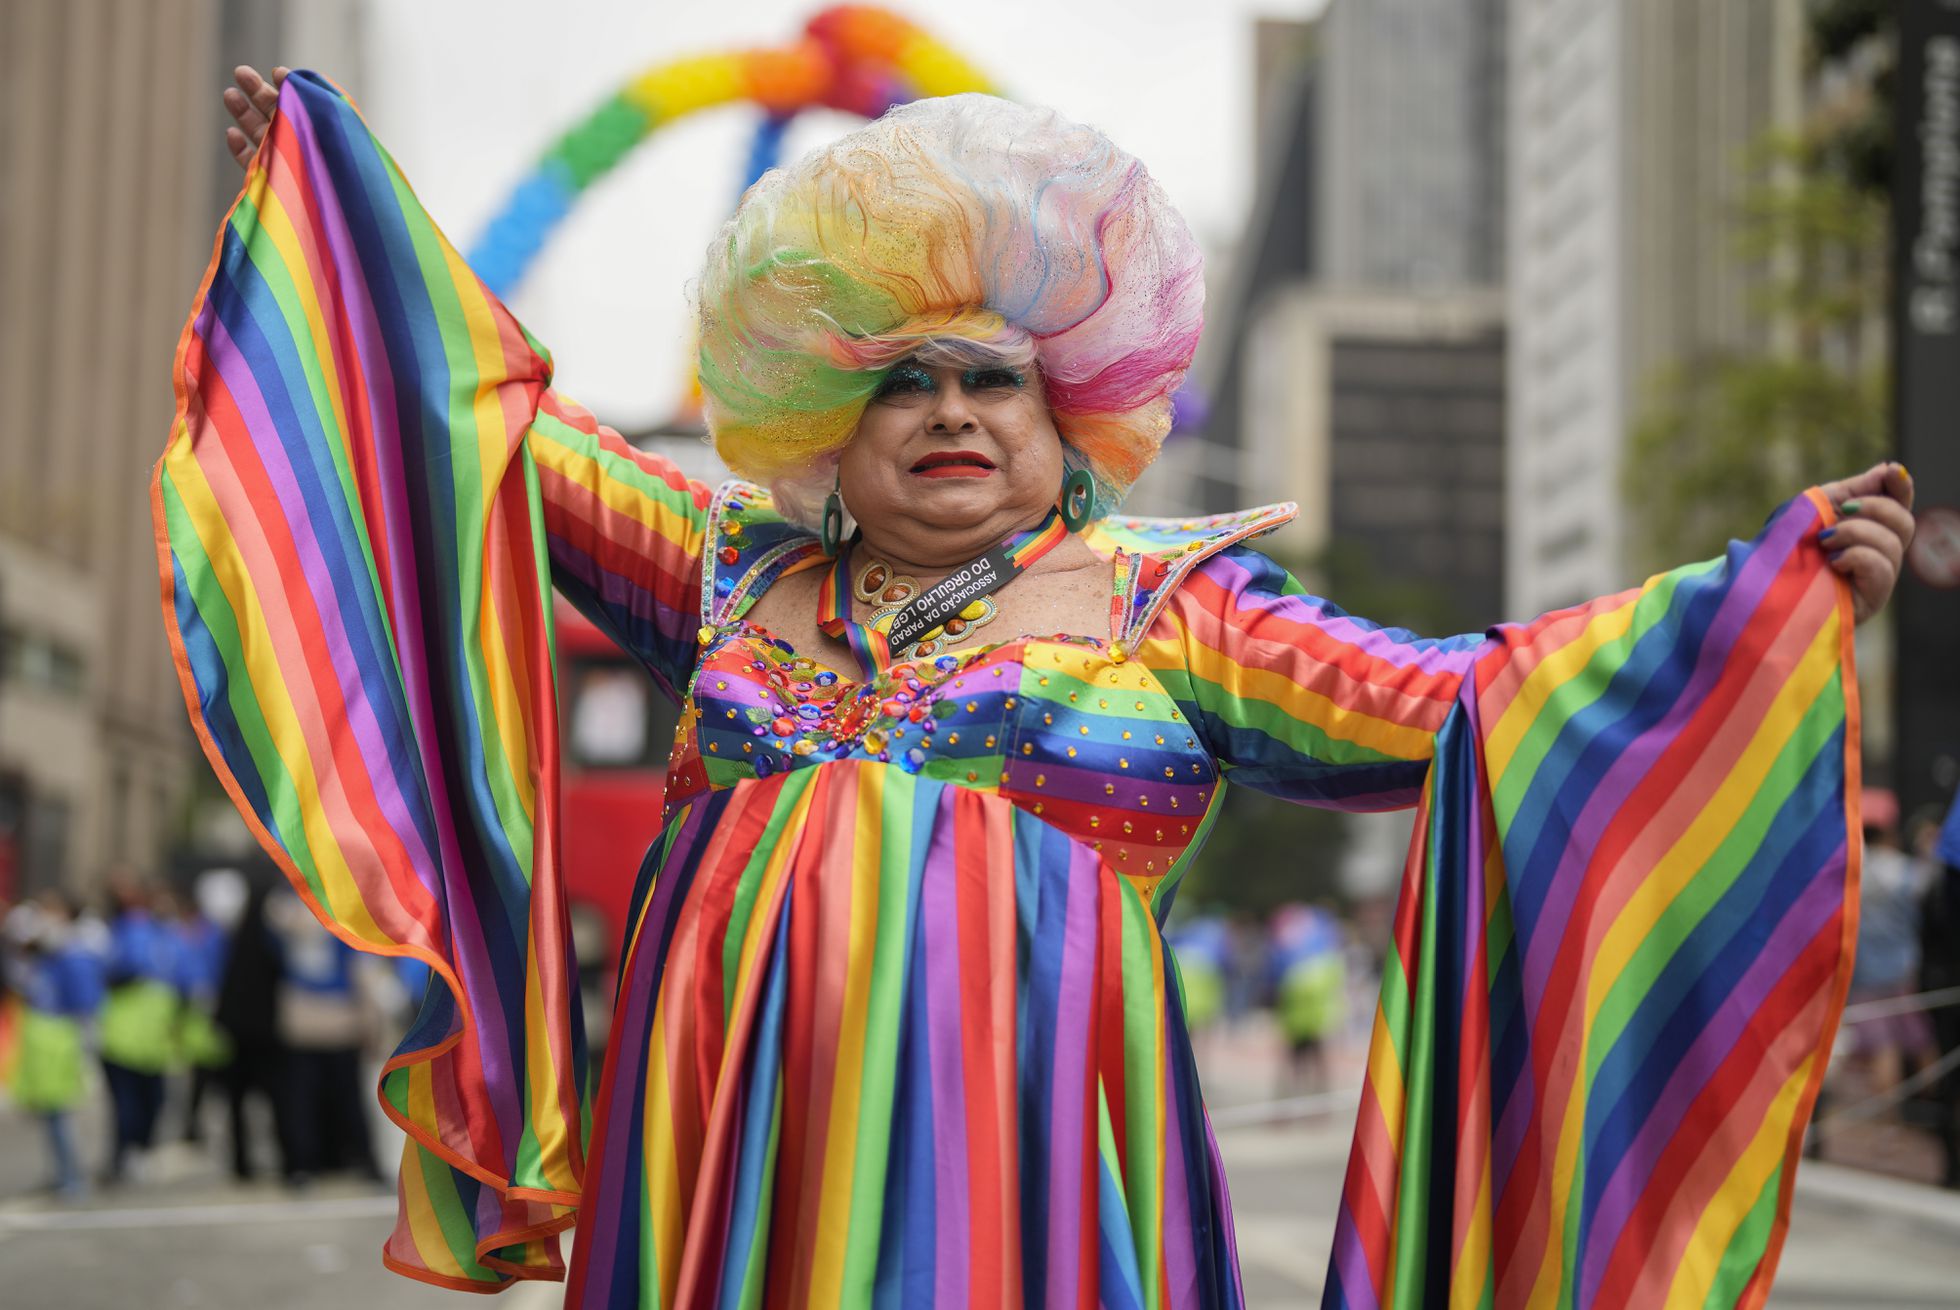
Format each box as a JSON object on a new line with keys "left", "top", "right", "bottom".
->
{"left": 821, "top": 474, "right": 845, "bottom": 556}
{"left": 1059, "top": 467, "right": 1097, "bottom": 533}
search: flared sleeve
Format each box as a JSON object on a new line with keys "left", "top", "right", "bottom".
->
{"left": 1312, "top": 493, "right": 1859, "bottom": 1309}
{"left": 1148, "top": 544, "right": 1485, "bottom": 810}
{"left": 1159, "top": 496, "right": 1859, "bottom": 1307}
{"left": 152, "top": 71, "right": 706, "bottom": 1290}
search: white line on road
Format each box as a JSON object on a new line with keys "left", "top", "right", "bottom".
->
{"left": 1795, "top": 1160, "right": 1960, "bottom": 1230}
{"left": 1207, "top": 1086, "right": 1360, "bottom": 1128}
{"left": 0, "top": 1194, "right": 579, "bottom": 1307}
{"left": 0, "top": 1193, "right": 395, "bottom": 1232}
{"left": 6, "top": 1140, "right": 1957, "bottom": 1253}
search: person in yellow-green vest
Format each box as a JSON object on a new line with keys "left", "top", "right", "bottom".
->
{"left": 1269, "top": 903, "right": 1348, "bottom": 1098}
{"left": 170, "top": 874, "right": 239, "bottom": 1146}
{"left": 3, "top": 892, "right": 105, "bottom": 1200}
{"left": 1165, "top": 913, "right": 1232, "bottom": 1039}
{"left": 97, "top": 875, "right": 184, "bottom": 1185}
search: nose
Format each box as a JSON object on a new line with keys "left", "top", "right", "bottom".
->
{"left": 926, "top": 382, "right": 979, "bottom": 434}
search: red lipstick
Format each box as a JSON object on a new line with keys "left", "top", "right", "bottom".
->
{"left": 910, "top": 450, "right": 997, "bottom": 479}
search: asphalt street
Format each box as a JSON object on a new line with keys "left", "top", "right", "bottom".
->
{"left": 4, "top": 1023, "right": 1959, "bottom": 1307}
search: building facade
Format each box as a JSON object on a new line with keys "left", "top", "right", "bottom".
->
{"left": 1506, "top": 0, "right": 1806, "bottom": 614}
{"left": 1194, "top": 3, "right": 1510, "bottom": 626}
{"left": 1317, "top": 0, "right": 1508, "bottom": 290}
{"left": 1238, "top": 288, "right": 1508, "bottom": 619}
{"left": 0, "top": 0, "right": 363, "bottom": 896}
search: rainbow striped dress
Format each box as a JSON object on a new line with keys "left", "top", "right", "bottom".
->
{"left": 155, "top": 73, "right": 1861, "bottom": 1309}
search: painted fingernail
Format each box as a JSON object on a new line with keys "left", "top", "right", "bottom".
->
{"left": 1828, "top": 549, "right": 1846, "bottom": 562}
{"left": 1840, "top": 500, "right": 1862, "bottom": 514}
{"left": 1895, "top": 463, "right": 1912, "bottom": 482}
{"left": 1818, "top": 527, "right": 1836, "bottom": 542}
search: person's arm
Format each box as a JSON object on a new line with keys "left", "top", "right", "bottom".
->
{"left": 1303, "top": 489, "right": 1866, "bottom": 1306}
{"left": 526, "top": 392, "right": 711, "bottom": 702}
{"left": 1146, "top": 545, "right": 1484, "bottom": 810}
{"left": 1151, "top": 457, "right": 1909, "bottom": 815}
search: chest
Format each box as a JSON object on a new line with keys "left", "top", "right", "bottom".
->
{"left": 741, "top": 553, "right": 1120, "bottom": 680}
{"left": 673, "top": 630, "right": 1220, "bottom": 901}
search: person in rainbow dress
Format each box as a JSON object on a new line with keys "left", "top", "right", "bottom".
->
{"left": 168, "top": 65, "right": 1914, "bottom": 1308}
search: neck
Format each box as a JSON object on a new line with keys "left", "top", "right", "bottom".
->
{"left": 855, "top": 511, "right": 1052, "bottom": 580}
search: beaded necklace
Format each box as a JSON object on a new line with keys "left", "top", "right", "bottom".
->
{"left": 816, "top": 508, "right": 1069, "bottom": 673}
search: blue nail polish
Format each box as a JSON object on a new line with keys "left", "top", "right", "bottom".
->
{"left": 1818, "top": 527, "right": 1836, "bottom": 542}
{"left": 1828, "top": 549, "right": 1846, "bottom": 562}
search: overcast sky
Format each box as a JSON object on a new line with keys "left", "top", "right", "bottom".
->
{"left": 342, "top": 0, "right": 1322, "bottom": 422}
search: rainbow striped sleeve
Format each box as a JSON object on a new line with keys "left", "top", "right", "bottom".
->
{"left": 1324, "top": 490, "right": 1858, "bottom": 1309}
{"left": 529, "top": 388, "right": 710, "bottom": 700}
{"left": 151, "top": 72, "right": 703, "bottom": 1290}
{"left": 1149, "top": 546, "right": 1486, "bottom": 811}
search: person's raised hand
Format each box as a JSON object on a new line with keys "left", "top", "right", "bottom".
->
{"left": 222, "top": 65, "right": 289, "bottom": 171}
{"left": 1816, "top": 461, "right": 1915, "bottom": 625}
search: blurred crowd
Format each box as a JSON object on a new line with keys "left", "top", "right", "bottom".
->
{"left": 0, "top": 868, "right": 423, "bottom": 1203}
{"left": 1166, "top": 902, "right": 1362, "bottom": 1101}
{"left": 1811, "top": 786, "right": 1960, "bottom": 1186}
{"left": 6, "top": 788, "right": 1958, "bottom": 1206}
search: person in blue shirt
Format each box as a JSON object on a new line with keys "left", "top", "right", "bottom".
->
{"left": 1267, "top": 903, "right": 1349, "bottom": 1098}
{"left": 171, "top": 873, "right": 239, "bottom": 1145}
{"left": 1941, "top": 786, "right": 1960, "bottom": 874}
{"left": 4, "top": 892, "right": 104, "bottom": 1200}
{"left": 1164, "top": 912, "right": 1232, "bottom": 1061}
{"left": 97, "top": 875, "right": 184, "bottom": 1184}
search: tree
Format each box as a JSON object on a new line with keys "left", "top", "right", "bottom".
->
{"left": 1173, "top": 538, "right": 1468, "bottom": 919}
{"left": 1625, "top": 14, "right": 1893, "bottom": 569}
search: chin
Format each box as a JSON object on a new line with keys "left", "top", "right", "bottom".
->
{"left": 909, "top": 479, "right": 1011, "bottom": 519}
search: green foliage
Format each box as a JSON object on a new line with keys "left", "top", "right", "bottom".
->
{"left": 1310, "top": 536, "right": 1483, "bottom": 638}
{"left": 1805, "top": 2, "right": 1895, "bottom": 195}
{"left": 1628, "top": 352, "right": 1887, "bottom": 568}
{"left": 1626, "top": 117, "right": 1891, "bottom": 569}
{"left": 1809, "top": 0, "right": 1890, "bottom": 64}
{"left": 1176, "top": 784, "right": 1348, "bottom": 918}
{"left": 1177, "top": 538, "right": 1466, "bottom": 916}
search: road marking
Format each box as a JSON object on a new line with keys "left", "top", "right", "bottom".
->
{"left": 1206, "top": 1086, "right": 1360, "bottom": 1128}
{"left": 0, "top": 1194, "right": 584, "bottom": 1303}
{"left": 0, "top": 1194, "right": 395, "bottom": 1232}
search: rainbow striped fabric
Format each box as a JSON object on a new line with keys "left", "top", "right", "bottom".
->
{"left": 154, "top": 71, "right": 706, "bottom": 1288}
{"left": 571, "top": 759, "right": 1236, "bottom": 1308}
{"left": 1324, "top": 492, "right": 1859, "bottom": 1309}
{"left": 156, "top": 71, "right": 1859, "bottom": 1308}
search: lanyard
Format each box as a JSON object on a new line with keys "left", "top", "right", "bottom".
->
{"left": 817, "top": 508, "right": 1069, "bottom": 674}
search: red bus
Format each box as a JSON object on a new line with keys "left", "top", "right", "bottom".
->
{"left": 556, "top": 600, "right": 676, "bottom": 1057}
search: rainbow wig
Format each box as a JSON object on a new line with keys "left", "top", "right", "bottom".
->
{"left": 697, "top": 93, "right": 1203, "bottom": 520}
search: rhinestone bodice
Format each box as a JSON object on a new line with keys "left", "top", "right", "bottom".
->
{"left": 665, "top": 625, "right": 1220, "bottom": 903}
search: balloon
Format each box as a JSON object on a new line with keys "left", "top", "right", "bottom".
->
{"left": 466, "top": 6, "right": 999, "bottom": 300}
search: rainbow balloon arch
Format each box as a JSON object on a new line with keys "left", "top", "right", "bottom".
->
{"left": 467, "top": 5, "right": 998, "bottom": 297}
{"left": 466, "top": 4, "right": 1205, "bottom": 435}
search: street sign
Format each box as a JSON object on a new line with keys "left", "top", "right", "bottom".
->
{"left": 1910, "top": 505, "right": 1960, "bottom": 589}
{"left": 1892, "top": 4, "right": 1960, "bottom": 811}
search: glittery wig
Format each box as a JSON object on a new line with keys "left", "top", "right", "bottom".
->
{"left": 696, "top": 93, "right": 1204, "bottom": 515}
